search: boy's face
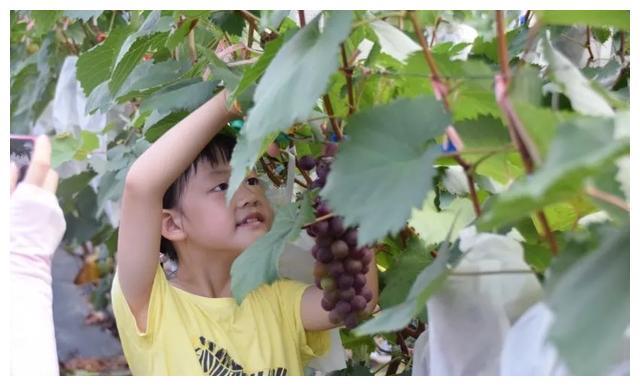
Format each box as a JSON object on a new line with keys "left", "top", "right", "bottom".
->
{"left": 174, "top": 160, "right": 275, "bottom": 256}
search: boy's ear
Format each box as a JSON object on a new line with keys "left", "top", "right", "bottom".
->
{"left": 161, "top": 209, "right": 187, "bottom": 242}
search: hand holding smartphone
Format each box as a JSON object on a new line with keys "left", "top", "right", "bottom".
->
{"left": 10, "top": 135, "right": 58, "bottom": 194}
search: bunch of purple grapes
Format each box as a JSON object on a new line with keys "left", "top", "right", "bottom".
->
{"left": 300, "top": 143, "right": 373, "bottom": 329}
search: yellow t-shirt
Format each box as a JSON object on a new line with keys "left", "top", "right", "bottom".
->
{"left": 111, "top": 264, "right": 330, "bottom": 375}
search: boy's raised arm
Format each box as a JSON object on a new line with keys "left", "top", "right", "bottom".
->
{"left": 116, "top": 90, "right": 238, "bottom": 330}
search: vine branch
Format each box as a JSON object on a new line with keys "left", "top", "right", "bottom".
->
{"left": 585, "top": 186, "right": 630, "bottom": 212}
{"left": 297, "top": 11, "right": 306, "bottom": 27}
{"left": 259, "top": 157, "right": 283, "bottom": 186}
{"left": 341, "top": 44, "right": 356, "bottom": 115}
{"left": 495, "top": 10, "right": 558, "bottom": 255}
{"left": 322, "top": 95, "right": 344, "bottom": 140}
{"left": 409, "top": 11, "right": 482, "bottom": 217}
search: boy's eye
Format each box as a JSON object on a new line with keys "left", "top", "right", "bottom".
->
{"left": 246, "top": 177, "right": 260, "bottom": 186}
{"left": 212, "top": 182, "right": 229, "bottom": 192}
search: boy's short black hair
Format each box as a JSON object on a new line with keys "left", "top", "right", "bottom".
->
{"left": 160, "top": 134, "right": 236, "bottom": 262}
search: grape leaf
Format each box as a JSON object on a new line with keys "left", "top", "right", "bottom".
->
{"left": 229, "top": 32, "right": 287, "bottom": 103}
{"left": 542, "top": 35, "right": 614, "bottom": 117}
{"left": 547, "top": 222, "right": 629, "bottom": 375}
{"left": 230, "top": 196, "right": 314, "bottom": 303}
{"left": 241, "top": 11, "right": 353, "bottom": 142}
{"left": 143, "top": 111, "right": 189, "bottom": 142}
{"left": 321, "top": 96, "right": 451, "bottom": 246}
{"left": 109, "top": 32, "right": 170, "bottom": 95}
{"left": 76, "top": 25, "right": 131, "bottom": 96}
{"left": 378, "top": 238, "right": 431, "bottom": 310}
{"left": 115, "top": 58, "right": 191, "bottom": 99}
{"left": 139, "top": 79, "right": 216, "bottom": 114}
{"left": 478, "top": 116, "right": 629, "bottom": 230}
{"left": 537, "top": 10, "right": 629, "bottom": 32}
{"left": 30, "top": 11, "right": 62, "bottom": 36}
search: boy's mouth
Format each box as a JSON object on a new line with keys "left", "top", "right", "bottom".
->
{"left": 236, "top": 212, "right": 266, "bottom": 227}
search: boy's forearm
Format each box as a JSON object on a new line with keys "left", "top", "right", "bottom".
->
{"left": 126, "top": 89, "right": 239, "bottom": 194}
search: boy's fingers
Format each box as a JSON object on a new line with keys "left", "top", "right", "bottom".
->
{"left": 43, "top": 169, "right": 59, "bottom": 194}
{"left": 10, "top": 162, "right": 19, "bottom": 194}
{"left": 23, "top": 135, "right": 51, "bottom": 188}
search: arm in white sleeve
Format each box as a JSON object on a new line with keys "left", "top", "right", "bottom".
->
{"left": 10, "top": 183, "right": 66, "bottom": 375}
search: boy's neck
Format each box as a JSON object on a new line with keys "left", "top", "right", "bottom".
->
{"left": 169, "top": 248, "right": 237, "bottom": 298}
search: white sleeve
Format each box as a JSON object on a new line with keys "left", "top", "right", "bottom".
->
{"left": 10, "top": 183, "right": 66, "bottom": 375}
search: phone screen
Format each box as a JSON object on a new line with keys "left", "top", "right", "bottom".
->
{"left": 10, "top": 135, "right": 36, "bottom": 183}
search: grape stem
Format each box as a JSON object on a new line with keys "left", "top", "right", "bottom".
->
{"left": 259, "top": 157, "right": 283, "bottom": 186}
{"left": 585, "top": 185, "right": 630, "bottom": 212}
{"left": 409, "top": 11, "right": 482, "bottom": 217}
{"left": 341, "top": 43, "right": 356, "bottom": 115}
{"left": 495, "top": 11, "right": 558, "bottom": 256}
{"left": 301, "top": 213, "right": 336, "bottom": 229}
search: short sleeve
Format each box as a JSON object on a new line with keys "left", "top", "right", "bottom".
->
{"left": 111, "top": 263, "right": 167, "bottom": 347}
{"left": 273, "top": 279, "right": 331, "bottom": 364}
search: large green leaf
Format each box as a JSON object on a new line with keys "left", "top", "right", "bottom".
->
{"left": 30, "top": 11, "right": 62, "bottom": 36}
{"left": 547, "top": 222, "right": 629, "bottom": 375}
{"left": 139, "top": 79, "right": 216, "bottom": 114}
{"left": 110, "top": 32, "right": 170, "bottom": 95}
{"left": 229, "top": 32, "right": 287, "bottom": 103}
{"left": 230, "top": 197, "right": 314, "bottom": 303}
{"left": 321, "top": 96, "right": 451, "bottom": 246}
{"left": 537, "top": 10, "right": 629, "bottom": 32}
{"left": 378, "top": 238, "right": 431, "bottom": 310}
{"left": 115, "top": 58, "right": 191, "bottom": 99}
{"left": 242, "top": 11, "right": 353, "bottom": 143}
{"left": 354, "top": 237, "right": 462, "bottom": 336}
{"left": 478, "top": 116, "right": 629, "bottom": 230}
{"left": 143, "top": 110, "right": 189, "bottom": 142}
{"left": 76, "top": 26, "right": 131, "bottom": 96}
{"left": 542, "top": 35, "right": 614, "bottom": 117}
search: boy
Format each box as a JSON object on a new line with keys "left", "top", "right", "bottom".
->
{"left": 111, "top": 89, "right": 379, "bottom": 375}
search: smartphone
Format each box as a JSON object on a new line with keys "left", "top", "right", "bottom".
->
{"left": 10, "top": 135, "right": 36, "bottom": 183}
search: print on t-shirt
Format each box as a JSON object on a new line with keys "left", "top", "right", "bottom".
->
{"left": 195, "top": 336, "right": 288, "bottom": 376}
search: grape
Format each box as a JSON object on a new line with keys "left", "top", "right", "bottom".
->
{"left": 344, "top": 229, "right": 358, "bottom": 248}
{"left": 343, "top": 313, "right": 359, "bottom": 329}
{"left": 339, "top": 288, "right": 356, "bottom": 301}
{"left": 361, "top": 248, "right": 373, "bottom": 265}
{"left": 321, "top": 296, "right": 336, "bottom": 311}
{"left": 316, "top": 161, "right": 330, "bottom": 180}
{"left": 299, "top": 155, "right": 316, "bottom": 171}
{"left": 315, "top": 247, "right": 333, "bottom": 264}
{"left": 315, "top": 202, "right": 330, "bottom": 216}
{"left": 329, "top": 309, "right": 342, "bottom": 324}
{"left": 334, "top": 300, "right": 352, "bottom": 317}
{"left": 344, "top": 259, "right": 363, "bottom": 275}
{"left": 323, "top": 289, "right": 340, "bottom": 304}
{"left": 330, "top": 240, "right": 349, "bottom": 260}
{"left": 328, "top": 260, "right": 345, "bottom": 276}
{"left": 351, "top": 295, "right": 367, "bottom": 312}
{"left": 337, "top": 274, "right": 354, "bottom": 290}
{"left": 311, "top": 221, "right": 329, "bottom": 236}
{"left": 353, "top": 274, "right": 366, "bottom": 290}
{"left": 329, "top": 217, "right": 345, "bottom": 237}
{"left": 306, "top": 227, "right": 317, "bottom": 237}
{"left": 360, "top": 287, "right": 373, "bottom": 303}
{"left": 320, "top": 277, "right": 336, "bottom": 291}
{"left": 316, "top": 234, "right": 332, "bottom": 248}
